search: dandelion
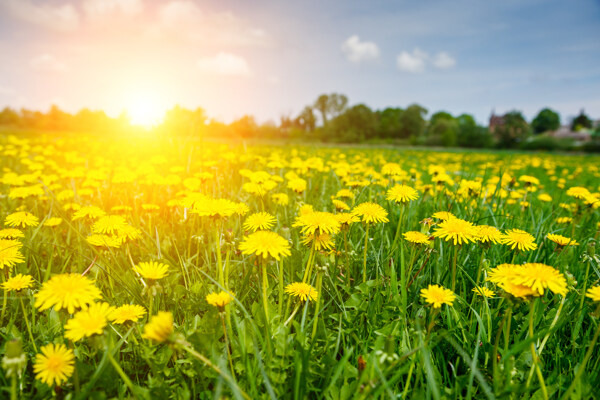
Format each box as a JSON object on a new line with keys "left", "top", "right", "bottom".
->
{"left": 472, "top": 286, "right": 494, "bottom": 298}
{"left": 239, "top": 231, "right": 291, "bottom": 260}
{"left": 293, "top": 211, "right": 340, "bottom": 236}
{"left": 34, "top": 344, "right": 74, "bottom": 387}
{"left": 0, "top": 239, "right": 25, "bottom": 270}
{"left": 475, "top": 225, "right": 502, "bottom": 244}
{"left": 271, "top": 193, "right": 289, "bottom": 206}
{"left": 109, "top": 304, "right": 146, "bottom": 324}
{"left": 546, "top": 234, "right": 579, "bottom": 247}
{"left": 403, "top": 231, "right": 431, "bottom": 245}
{"left": 142, "top": 311, "right": 174, "bottom": 343}
{"left": 386, "top": 184, "right": 419, "bottom": 203}
{"left": 332, "top": 199, "right": 350, "bottom": 211}
{"left": 500, "top": 229, "right": 538, "bottom": 251}
{"left": 432, "top": 218, "right": 478, "bottom": 245}
{"left": 64, "top": 302, "right": 114, "bottom": 342}
{"left": 134, "top": 261, "right": 169, "bottom": 281}
{"left": 5, "top": 211, "right": 39, "bottom": 228}
{"left": 514, "top": 263, "right": 568, "bottom": 296}
{"left": 301, "top": 233, "right": 335, "bottom": 251}
{"left": 420, "top": 285, "right": 456, "bottom": 308}
{"left": 2, "top": 274, "right": 33, "bottom": 291}
{"left": 243, "top": 212, "right": 276, "bottom": 232}
{"left": 586, "top": 286, "right": 600, "bottom": 302}
{"left": 206, "top": 291, "right": 234, "bottom": 309}
{"left": 35, "top": 273, "right": 102, "bottom": 314}
{"left": 92, "top": 215, "right": 127, "bottom": 235}
{"left": 0, "top": 229, "right": 24, "bottom": 239}
{"left": 432, "top": 211, "right": 456, "bottom": 221}
{"left": 285, "top": 282, "right": 318, "bottom": 302}
{"left": 353, "top": 202, "right": 389, "bottom": 224}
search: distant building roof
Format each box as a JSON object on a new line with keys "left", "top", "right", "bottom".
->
{"left": 549, "top": 126, "right": 591, "bottom": 141}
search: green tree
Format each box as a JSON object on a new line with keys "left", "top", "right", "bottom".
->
{"left": 531, "top": 108, "right": 560, "bottom": 134}
{"left": 495, "top": 111, "right": 530, "bottom": 148}
{"left": 428, "top": 112, "right": 458, "bottom": 147}
{"left": 295, "top": 106, "right": 316, "bottom": 132}
{"left": 326, "top": 104, "right": 377, "bottom": 142}
{"left": 312, "top": 93, "right": 348, "bottom": 127}
{"left": 376, "top": 107, "right": 404, "bottom": 138}
{"left": 456, "top": 114, "right": 492, "bottom": 148}
{"left": 0, "top": 107, "right": 20, "bottom": 126}
{"left": 571, "top": 110, "right": 592, "bottom": 131}
{"left": 398, "top": 104, "right": 427, "bottom": 138}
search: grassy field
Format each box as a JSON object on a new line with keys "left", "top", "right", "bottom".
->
{"left": 0, "top": 132, "right": 599, "bottom": 399}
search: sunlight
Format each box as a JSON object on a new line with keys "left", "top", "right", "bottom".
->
{"left": 126, "top": 92, "right": 165, "bottom": 128}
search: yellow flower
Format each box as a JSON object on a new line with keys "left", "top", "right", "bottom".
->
{"left": 301, "top": 232, "right": 335, "bottom": 251}
{"left": 2, "top": 273, "right": 33, "bottom": 291}
{"left": 332, "top": 199, "right": 350, "bottom": 211}
{"left": 86, "top": 234, "right": 122, "bottom": 248}
{"left": 336, "top": 212, "right": 360, "bottom": 227}
{"left": 271, "top": 193, "right": 289, "bottom": 206}
{"left": 239, "top": 231, "right": 291, "bottom": 260}
{"left": 0, "top": 229, "right": 24, "bottom": 239}
{"left": 432, "top": 218, "right": 478, "bottom": 245}
{"left": 566, "top": 186, "right": 591, "bottom": 199}
{"left": 134, "top": 261, "right": 169, "bottom": 281}
{"left": 386, "top": 184, "right": 419, "bottom": 203}
{"left": 5, "top": 211, "right": 39, "bottom": 228}
{"left": 0, "top": 239, "right": 25, "bottom": 270}
{"left": 420, "top": 284, "right": 456, "bottom": 308}
{"left": 142, "top": 311, "right": 174, "bottom": 343}
{"left": 35, "top": 273, "right": 102, "bottom": 314}
{"left": 546, "top": 234, "right": 579, "bottom": 247}
{"left": 243, "top": 212, "right": 276, "bottom": 232}
{"left": 556, "top": 217, "right": 573, "bottom": 224}
{"left": 403, "top": 231, "right": 431, "bottom": 245}
{"left": 586, "top": 286, "right": 600, "bottom": 302}
{"left": 64, "top": 302, "right": 114, "bottom": 342}
{"left": 34, "top": 343, "right": 74, "bottom": 387}
{"left": 43, "top": 217, "right": 63, "bottom": 227}
{"left": 287, "top": 178, "right": 307, "bottom": 193}
{"left": 109, "top": 304, "right": 146, "bottom": 324}
{"left": 335, "top": 189, "right": 355, "bottom": 199}
{"left": 353, "top": 202, "right": 389, "bottom": 224}
{"left": 513, "top": 263, "right": 568, "bottom": 297}
{"left": 293, "top": 211, "right": 341, "bottom": 235}
{"left": 285, "top": 282, "right": 318, "bottom": 302}
{"left": 500, "top": 229, "right": 538, "bottom": 251}
{"left": 92, "top": 215, "right": 127, "bottom": 235}
{"left": 206, "top": 291, "right": 234, "bottom": 308}
{"left": 475, "top": 225, "right": 502, "bottom": 244}
{"left": 537, "top": 193, "right": 552, "bottom": 202}
{"left": 472, "top": 286, "right": 494, "bottom": 298}
{"left": 191, "top": 198, "right": 237, "bottom": 218}
{"left": 431, "top": 211, "right": 456, "bottom": 221}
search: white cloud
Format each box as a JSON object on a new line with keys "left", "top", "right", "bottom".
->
{"left": 83, "top": 0, "right": 143, "bottom": 18}
{"left": 396, "top": 48, "right": 427, "bottom": 73}
{"left": 159, "top": 0, "right": 202, "bottom": 27}
{"left": 30, "top": 54, "right": 68, "bottom": 72}
{"left": 341, "top": 35, "right": 380, "bottom": 63}
{"left": 1, "top": 0, "right": 79, "bottom": 31}
{"left": 432, "top": 52, "right": 456, "bottom": 69}
{"left": 197, "top": 53, "right": 251, "bottom": 77}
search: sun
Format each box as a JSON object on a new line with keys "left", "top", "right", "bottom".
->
{"left": 126, "top": 92, "right": 166, "bottom": 128}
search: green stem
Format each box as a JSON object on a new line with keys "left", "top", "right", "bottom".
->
{"left": 261, "top": 258, "right": 270, "bottom": 323}
{"left": 311, "top": 271, "right": 323, "bottom": 340}
{"left": 19, "top": 297, "right": 37, "bottom": 352}
{"left": 1, "top": 273, "right": 7, "bottom": 325}
{"left": 107, "top": 351, "right": 137, "bottom": 398}
{"left": 216, "top": 228, "right": 223, "bottom": 287}
{"left": 362, "top": 224, "right": 370, "bottom": 283}
{"left": 278, "top": 259, "right": 284, "bottom": 317}
{"left": 182, "top": 345, "right": 251, "bottom": 400}
{"left": 302, "top": 241, "right": 316, "bottom": 283}
{"left": 10, "top": 373, "right": 17, "bottom": 400}
{"left": 221, "top": 313, "right": 236, "bottom": 380}
{"left": 527, "top": 299, "right": 548, "bottom": 400}
{"left": 451, "top": 246, "right": 459, "bottom": 291}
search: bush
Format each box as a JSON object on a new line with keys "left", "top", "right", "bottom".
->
{"left": 519, "top": 135, "right": 574, "bottom": 151}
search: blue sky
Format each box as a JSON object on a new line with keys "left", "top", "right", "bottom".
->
{"left": 0, "top": 0, "right": 599, "bottom": 125}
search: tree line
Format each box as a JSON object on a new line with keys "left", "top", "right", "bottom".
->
{"left": 1, "top": 95, "right": 598, "bottom": 151}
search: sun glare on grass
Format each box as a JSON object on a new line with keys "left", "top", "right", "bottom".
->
{"left": 127, "top": 93, "right": 165, "bottom": 129}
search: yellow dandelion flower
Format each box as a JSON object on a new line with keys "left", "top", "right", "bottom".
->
{"left": 472, "top": 286, "right": 494, "bottom": 298}
{"left": 239, "top": 231, "right": 291, "bottom": 260}
{"left": 586, "top": 286, "right": 600, "bottom": 302}
{"left": 432, "top": 218, "right": 478, "bottom": 245}
{"left": 431, "top": 211, "right": 456, "bottom": 221}
{"left": 500, "top": 229, "right": 538, "bottom": 251}
{"left": 72, "top": 206, "right": 106, "bottom": 221}
{"left": 475, "top": 225, "right": 502, "bottom": 244}
{"left": 109, "top": 304, "right": 146, "bottom": 324}
{"left": 43, "top": 217, "right": 62, "bottom": 227}
{"left": 0, "top": 229, "right": 24, "bottom": 239}
{"left": 271, "top": 193, "right": 289, "bottom": 206}
{"left": 243, "top": 212, "right": 276, "bottom": 232}
{"left": 513, "top": 263, "right": 568, "bottom": 297}
{"left": 353, "top": 202, "right": 389, "bottom": 224}
{"left": 34, "top": 343, "right": 74, "bottom": 387}
{"left": 5, "top": 211, "right": 39, "bottom": 228}
{"left": 420, "top": 284, "right": 456, "bottom": 308}
{"left": 293, "top": 211, "right": 341, "bottom": 235}
{"left": 285, "top": 282, "right": 318, "bottom": 302}
{"left": 566, "top": 186, "right": 591, "bottom": 199}
{"left": 142, "top": 311, "right": 174, "bottom": 343}
{"left": 332, "top": 199, "right": 350, "bottom": 211}
{"left": 206, "top": 291, "right": 234, "bottom": 309}
{"left": 301, "top": 232, "right": 335, "bottom": 250}
{"left": 403, "top": 231, "right": 431, "bottom": 245}
{"left": 64, "top": 302, "right": 114, "bottom": 342}
{"left": 2, "top": 273, "right": 33, "bottom": 291}
{"left": 0, "top": 239, "right": 25, "bottom": 270}
{"left": 335, "top": 189, "right": 355, "bottom": 199}
{"left": 386, "top": 184, "right": 419, "bottom": 203}
{"left": 537, "top": 193, "right": 552, "bottom": 202}
{"left": 92, "top": 215, "right": 127, "bottom": 235}
{"left": 86, "top": 234, "right": 122, "bottom": 248}
{"left": 35, "top": 273, "right": 102, "bottom": 314}
{"left": 546, "top": 234, "right": 579, "bottom": 247}
{"left": 134, "top": 261, "right": 169, "bottom": 281}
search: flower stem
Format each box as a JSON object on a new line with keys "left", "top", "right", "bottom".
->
{"left": 451, "top": 246, "right": 458, "bottom": 291}
{"left": 311, "top": 271, "right": 323, "bottom": 340}
{"left": 527, "top": 299, "right": 548, "bottom": 400}
{"left": 220, "top": 313, "right": 236, "bottom": 380}
{"left": 362, "top": 224, "right": 370, "bottom": 283}
{"left": 261, "top": 258, "right": 270, "bottom": 323}
{"left": 19, "top": 296, "right": 37, "bottom": 352}
{"left": 107, "top": 351, "right": 136, "bottom": 397}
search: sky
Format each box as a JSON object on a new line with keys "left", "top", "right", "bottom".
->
{"left": 0, "top": 0, "right": 599, "bottom": 125}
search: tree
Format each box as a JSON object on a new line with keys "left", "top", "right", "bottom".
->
{"left": 326, "top": 104, "right": 377, "bottom": 142}
{"left": 571, "top": 110, "right": 592, "bottom": 131}
{"left": 295, "top": 106, "right": 316, "bottom": 132}
{"left": 532, "top": 108, "right": 560, "bottom": 134}
{"left": 312, "top": 93, "right": 348, "bottom": 127}
{"left": 0, "top": 107, "right": 20, "bottom": 126}
{"left": 495, "top": 111, "right": 530, "bottom": 148}
{"left": 376, "top": 107, "right": 404, "bottom": 138}
{"left": 428, "top": 112, "right": 458, "bottom": 147}
{"left": 456, "top": 114, "right": 492, "bottom": 148}
{"left": 314, "top": 94, "right": 330, "bottom": 127}
{"left": 398, "top": 104, "right": 427, "bottom": 138}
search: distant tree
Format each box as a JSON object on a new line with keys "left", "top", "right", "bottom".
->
{"left": 326, "top": 104, "right": 377, "bottom": 142}
{"left": 571, "top": 110, "right": 592, "bottom": 131}
{"left": 376, "top": 107, "right": 404, "bottom": 138}
{"left": 495, "top": 111, "right": 530, "bottom": 148}
{"left": 428, "top": 112, "right": 458, "bottom": 147}
{"left": 531, "top": 108, "right": 560, "bottom": 134}
{"left": 456, "top": 113, "right": 492, "bottom": 148}
{"left": 295, "top": 106, "right": 317, "bottom": 132}
{"left": 230, "top": 115, "right": 257, "bottom": 138}
{"left": 398, "top": 104, "right": 427, "bottom": 138}
{"left": 312, "top": 93, "right": 348, "bottom": 127}
{"left": 0, "top": 107, "right": 20, "bottom": 126}
{"left": 314, "top": 94, "right": 330, "bottom": 127}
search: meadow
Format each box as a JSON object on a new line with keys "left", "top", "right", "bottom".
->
{"left": 0, "top": 133, "right": 599, "bottom": 399}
